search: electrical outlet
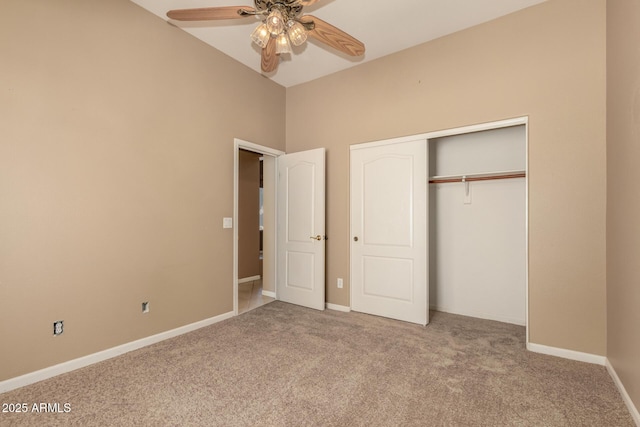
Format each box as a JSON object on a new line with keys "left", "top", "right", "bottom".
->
{"left": 337, "top": 278, "right": 343, "bottom": 289}
{"left": 142, "top": 302, "right": 150, "bottom": 313}
{"left": 53, "top": 321, "right": 64, "bottom": 336}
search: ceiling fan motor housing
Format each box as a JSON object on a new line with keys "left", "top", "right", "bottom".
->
{"left": 254, "top": 0, "right": 304, "bottom": 21}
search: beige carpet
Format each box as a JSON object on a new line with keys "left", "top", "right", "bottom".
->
{"left": 0, "top": 301, "right": 634, "bottom": 426}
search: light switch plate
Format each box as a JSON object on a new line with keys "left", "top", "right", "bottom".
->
{"left": 223, "top": 217, "right": 233, "bottom": 229}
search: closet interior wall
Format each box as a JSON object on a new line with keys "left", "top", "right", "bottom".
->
{"left": 428, "top": 125, "right": 526, "bottom": 325}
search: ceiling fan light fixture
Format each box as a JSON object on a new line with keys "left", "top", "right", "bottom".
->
{"left": 250, "top": 23, "right": 271, "bottom": 48}
{"left": 266, "top": 9, "right": 285, "bottom": 35}
{"left": 165, "top": 2, "right": 366, "bottom": 74}
{"left": 287, "top": 20, "right": 307, "bottom": 46}
{"left": 275, "top": 32, "right": 292, "bottom": 54}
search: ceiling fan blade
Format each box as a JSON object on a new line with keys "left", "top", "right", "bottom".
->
{"left": 261, "top": 37, "right": 279, "bottom": 73}
{"left": 296, "top": 0, "right": 322, "bottom": 5}
{"left": 167, "top": 6, "right": 255, "bottom": 21}
{"left": 300, "top": 15, "right": 365, "bottom": 57}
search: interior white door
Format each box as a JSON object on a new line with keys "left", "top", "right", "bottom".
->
{"left": 277, "top": 148, "right": 326, "bottom": 310}
{"left": 350, "top": 139, "right": 428, "bottom": 325}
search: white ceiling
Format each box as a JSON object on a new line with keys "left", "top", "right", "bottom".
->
{"left": 130, "top": 0, "right": 547, "bottom": 88}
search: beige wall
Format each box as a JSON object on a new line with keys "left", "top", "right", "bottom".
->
{"left": 238, "top": 150, "right": 262, "bottom": 279}
{"left": 0, "top": 0, "right": 285, "bottom": 380}
{"left": 607, "top": 0, "right": 640, "bottom": 412}
{"left": 286, "top": 0, "right": 607, "bottom": 355}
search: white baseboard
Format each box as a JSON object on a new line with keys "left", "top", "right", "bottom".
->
{"left": 238, "top": 275, "right": 261, "bottom": 284}
{"left": 326, "top": 303, "right": 351, "bottom": 312}
{"left": 262, "top": 290, "right": 276, "bottom": 298}
{"left": 0, "top": 310, "right": 235, "bottom": 394}
{"left": 606, "top": 359, "right": 640, "bottom": 426}
{"left": 527, "top": 342, "right": 606, "bottom": 365}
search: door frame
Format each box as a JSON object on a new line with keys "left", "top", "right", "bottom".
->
{"left": 233, "top": 139, "right": 284, "bottom": 316}
{"left": 350, "top": 116, "right": 529, "bottom": 343}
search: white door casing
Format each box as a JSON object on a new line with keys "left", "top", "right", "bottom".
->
{"left": 233, "top": 139, "right": 284, "bottom": 316}
{"left": 277, "top": 148, "right": 326, "bottom": 310}
{"left": 350, "top": 139, "right": 428, "bottom": 325}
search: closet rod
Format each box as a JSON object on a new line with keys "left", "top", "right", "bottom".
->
{"left": 429, "top": 172, "right": 526, "bottom": 184}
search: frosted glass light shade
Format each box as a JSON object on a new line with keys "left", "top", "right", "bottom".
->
{"left": 266, "top": 10, "right": 285, "bottom": 35}
{"left": 275, "top": 33, "right": 291, "bottom": 54}
{"left": 287, "top": 21, "right": 307, "bottom": 46}
{"left": 250, "top": 24, "right": 270, "bottom": 48}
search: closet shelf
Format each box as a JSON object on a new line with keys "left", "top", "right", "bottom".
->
{"left": 429, "top": 170, "right": 526, "bottom": 184}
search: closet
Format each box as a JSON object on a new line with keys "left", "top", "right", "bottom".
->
{"left": 428, "top": 125, "right": 526, "bottom": 325}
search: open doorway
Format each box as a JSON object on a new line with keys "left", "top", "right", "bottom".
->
{"left": 237, "top": 150, "right": 273, "bottom": 314}
{"left": 233, "top": 139, "right": 284, "bottom": 315}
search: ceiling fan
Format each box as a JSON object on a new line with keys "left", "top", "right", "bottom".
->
{"left": 167, "top": 0, "right": 365, "bottom": 73}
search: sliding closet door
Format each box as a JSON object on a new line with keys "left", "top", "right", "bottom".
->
{"left": 350, "top": 139, "right": 428, "bottom": 325}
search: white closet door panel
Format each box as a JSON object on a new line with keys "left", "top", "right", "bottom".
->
{"left": 362, "top": 256, "right": 413, "bottom": 301}
{"left": 362, "top": 156, "right": 413, "bottom": 247}
{"left": 351, "top": 139, "right": 428, "bottom": 325}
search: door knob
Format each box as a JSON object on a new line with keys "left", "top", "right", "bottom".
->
{"left": 353, "top": 236, "right": 359, "bottom": 242}
{"left": 310, "top": 235, "right": 322, "bottom": 241}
